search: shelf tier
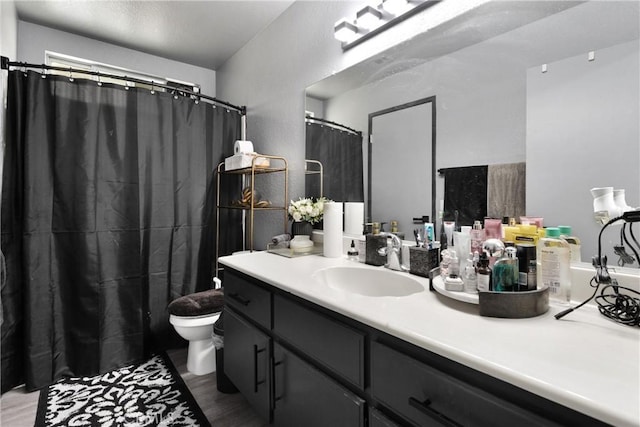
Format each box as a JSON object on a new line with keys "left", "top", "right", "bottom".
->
{"left": 217, "top": 205, "right": 287, "bottom": 211}
{"left": 220, "top": 166, "right": 287, "bottom": 175}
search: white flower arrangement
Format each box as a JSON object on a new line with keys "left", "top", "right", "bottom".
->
{"left": 288, "top": 197, "right": 330, "bottom": 224}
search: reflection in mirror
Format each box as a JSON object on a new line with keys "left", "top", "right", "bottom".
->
{"left": 304, "top": 116, "right": 364, "bottom": 203}
{"left": 368, "top": 97, "right": 435, "bottom": 235}
{"left": 305, "top": 1, "right": 639, "bottom": 261}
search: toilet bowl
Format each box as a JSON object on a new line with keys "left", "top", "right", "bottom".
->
{"left": 170, "top": 312, "right": 221, "bottom": 375}
{"left": 168, "top": 287, "right": 224, "bottom": 375}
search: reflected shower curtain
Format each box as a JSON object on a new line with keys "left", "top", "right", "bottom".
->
{"left": 305, "top": 122, "right": 364, "bottom": 202}
{"left": 1, "top": 71, "right": 242, "bottom": 392}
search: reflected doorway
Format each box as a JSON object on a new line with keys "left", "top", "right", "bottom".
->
{"left": 368, "top": 97, "right": 436, "bottom": 235}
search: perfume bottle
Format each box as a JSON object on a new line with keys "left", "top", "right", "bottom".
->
{"left": 470, "top": 220, "right": 484, "bottom": 256}
{"left": 492, "top": 247, "right": 519, "bottom": 292}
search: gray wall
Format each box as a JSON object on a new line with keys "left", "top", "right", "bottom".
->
{"left": 216, "top": 0, "right": 489, "bottom": 248}
{"left": 17, "top": 21, "right": 217, "bottom": 97}
{"left": 527, "top": 40, "right": 639, "bottom": 261}
{"left": 1, "top": 1, "right": 18, "bottom": 194}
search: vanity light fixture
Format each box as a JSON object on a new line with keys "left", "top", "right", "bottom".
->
{"left": 381, "top": 0, "right": 411, "bottom": 16}
{"left": 334, "top": 19, "right": 359, "bottom": 43}
{"left": 334, "top": 0, "right": 440, "bottom": 50}
{"left": 356, "top": 5, "right": 383, "bottom": 30}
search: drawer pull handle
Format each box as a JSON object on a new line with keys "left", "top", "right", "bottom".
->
{"left": 408, "top": 396, "right": 462, "bottom": 427}
{"left": 253, "top": 345, "right": 266, "bottom": 393}
{"left": 228, "top": 292, "right": 250, "bottom": 306}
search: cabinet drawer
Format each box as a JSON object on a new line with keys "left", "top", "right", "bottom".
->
{"left": 224, "top": 269, "right": 271, "bottom": 328}
{"left": 371, "top": 342, "right": 558, "bottom": 427}
{"left": 273, "top": 294, "right": 365, "bottom": 389}
{"left": 273, "top": 342, "right": 365, "bottom": 427}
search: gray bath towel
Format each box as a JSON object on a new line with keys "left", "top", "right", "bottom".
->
{"left": 487, "top": 162, "right": 526, "bottom": 219}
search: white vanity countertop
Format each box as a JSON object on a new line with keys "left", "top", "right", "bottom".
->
{"left": 219, "top": 251, "right": 640, "bottom": 427}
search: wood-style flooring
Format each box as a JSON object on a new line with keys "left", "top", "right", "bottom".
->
{"left": 0, "top": 348, "right": 268, "bottom": 426}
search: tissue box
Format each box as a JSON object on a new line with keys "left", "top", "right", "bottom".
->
{"left": 409, "top": 246, "right": 440, "bottom": 278}
{"left": 224, "top": 153, "right": 270, "bottom": 171}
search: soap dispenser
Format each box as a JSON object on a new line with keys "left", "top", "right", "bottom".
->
{"left": 492, "top": 246, "right": 519, "bottom": 292}
{"left": 365, "top": 222, "right": 387, "bottom": 266}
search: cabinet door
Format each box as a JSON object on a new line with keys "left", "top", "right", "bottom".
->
{"left": 224, "top": 308, "right": 271, "bottom": 421}
{"left": 272, "top": 343, "right": 365, "bottom": 427}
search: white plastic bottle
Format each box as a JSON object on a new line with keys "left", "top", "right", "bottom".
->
{"left": 558, "top": 225, "right": 581, "bottom": 263}
{"left": 463, "top": 252, "right": 477, "bottom": 293}
{"left": 537, "top": 227, "right": 571, "bottom": 304}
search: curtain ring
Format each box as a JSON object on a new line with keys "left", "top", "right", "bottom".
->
{"left": 150, "top": 81, "right": 155, "bottom": 95}
{"left": 68, "top": 68, "right": 74, "bottom": 82}
{"left": 97, "top": 72, "right": 102, "bottom": 86}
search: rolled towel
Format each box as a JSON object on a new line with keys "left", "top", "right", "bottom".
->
{"left": 272, "top": 233, "right": 291, "bottom": 245}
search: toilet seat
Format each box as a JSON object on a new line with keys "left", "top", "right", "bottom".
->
{"left": 169, "top": 312, "right": 220, "bottom": 327}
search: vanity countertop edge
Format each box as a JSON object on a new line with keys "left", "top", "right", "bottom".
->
{"left": 219, "top": 251, "right": 640, "bottom": 427}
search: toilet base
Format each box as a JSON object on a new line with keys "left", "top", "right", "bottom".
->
{"left": 187, "top": 339, "right": 217, "bottom": 375}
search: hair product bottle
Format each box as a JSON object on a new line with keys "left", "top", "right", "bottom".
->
{"left": 516, "top": 243, "right": 537, "bottom": 291}
{"left": 537, "top": 227, "right": 571, "bottom": 304}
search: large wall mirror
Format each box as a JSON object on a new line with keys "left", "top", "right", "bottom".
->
{"left": 305, "top": 1, "right": 639, "bottom": 262}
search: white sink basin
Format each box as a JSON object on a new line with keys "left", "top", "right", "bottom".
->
{"left": 312, "top": 266, "right": 425, "bottom": 297}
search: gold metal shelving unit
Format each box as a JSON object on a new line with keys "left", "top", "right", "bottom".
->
{"left": 215, "top": 154, "right": 288, "bottom": 276}
{"left": 304, "top": 159, "right": 323, "bottom": 198}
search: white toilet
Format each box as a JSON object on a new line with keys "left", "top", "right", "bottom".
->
{"left": 169, "top": 311, "right": 221, "bottom": 375}
{"left": 168, "top": 284, "right": 224, "bottom": 376}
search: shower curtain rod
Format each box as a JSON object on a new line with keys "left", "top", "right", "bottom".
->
{"left": 1, "top": 56, "right": 246, "bottom": 114}
{"left": 305, "top": 115, "right": 361, "bottom": 136}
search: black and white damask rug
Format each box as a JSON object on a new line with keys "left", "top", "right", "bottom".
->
{"left": 35, "top": 353, "right": 210, "bottom": 427}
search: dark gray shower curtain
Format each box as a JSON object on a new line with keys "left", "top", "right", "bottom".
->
{"left": 305, "top": 122, "right": 364, "bottom": 202}
{"left": 1, "top": 70, "right": 242, "bottom": 392}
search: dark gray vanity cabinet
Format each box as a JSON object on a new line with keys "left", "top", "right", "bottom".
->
{"left": 222, "top": 267, "right": 607, "bottom": 427}
{"left": 272, "top": 342, "right": 366, "bottom": 427}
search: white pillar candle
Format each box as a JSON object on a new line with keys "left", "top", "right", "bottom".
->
{"left": 323, "top": 202, "right": 343, "bottom": 258}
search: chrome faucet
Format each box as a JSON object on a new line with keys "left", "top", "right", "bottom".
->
{"left": 377, "top": 232, "right": 407, "bottom": 271}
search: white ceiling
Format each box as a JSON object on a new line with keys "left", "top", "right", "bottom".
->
{"left": 14, "top": 0, "right": 296, "bottom": 70}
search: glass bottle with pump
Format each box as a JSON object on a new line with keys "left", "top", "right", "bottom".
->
{"left": 492, "top": 247, "right": 518, "bottom": 292}
{"left": 537, "top": 227, "right": 571, "bottom": 304}
{"left": 476, "top": 252, "right": 492, "bottom": 292}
